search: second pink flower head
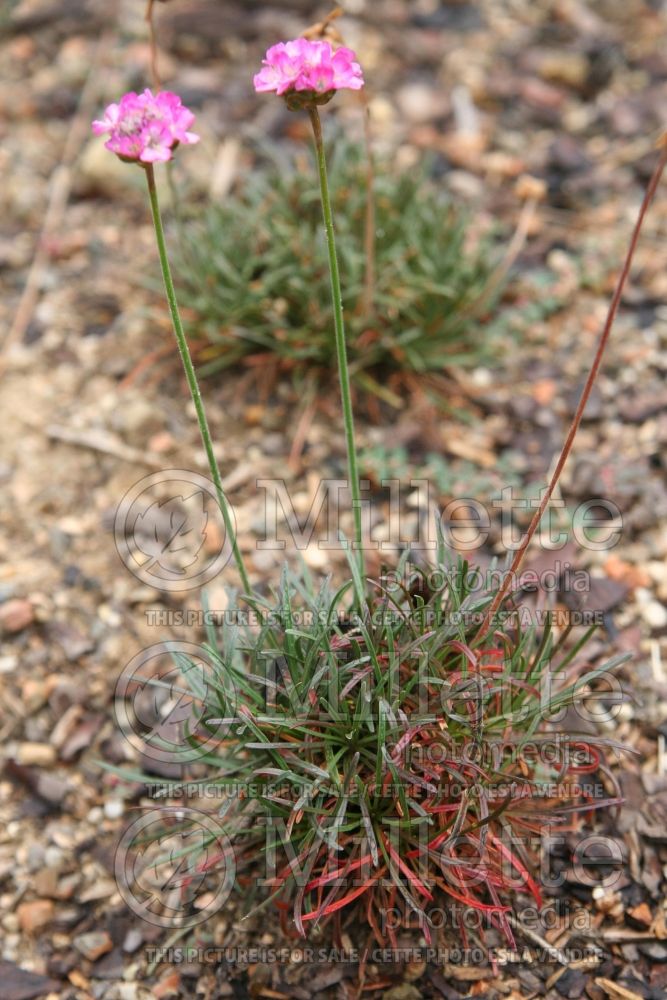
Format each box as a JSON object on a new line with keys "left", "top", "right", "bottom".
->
{"left": 254, "top": 38, "right": 364, "bottom": 99}
{"left": 92, "top": 89, "right": 199, "bottom": 164}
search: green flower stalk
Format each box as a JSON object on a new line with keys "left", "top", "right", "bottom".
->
{"left": 92, "top": 89, "right": 251, "bottom": 594}
{"left": 308, "top": 106, "right": 364, "bottom": 582}
{"left": 254, "top": 37, "right": 367, "bottom": 584}
{"left": 145, "top": 165, "right": 251, "bottom": 594}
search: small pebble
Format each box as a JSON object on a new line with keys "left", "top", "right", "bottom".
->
{"left": 17, "top": 898, "right": 55, "bottom": 934}
{"left": 44, "top": 846, "right": 63, "bottom": 867}
{"left": 641, "top": 600, "right": 667, "bottom": 629}
{"left": 73, "top": 930, "right": 113, "bottom": 961}
{"left": 397, "top": 82, "right": 448, "bottom": 124}
{"left": 123, "top": 928, "right": 143, "bottom": 953}
{"left": 16, "top": 742, "right": 56, "bottom": 767}
{"left": 104, "top": 797, "right": 125, "bottom": 820}
{"left": 0, "top": 598, "right": 34, "bottom": 633}
{"left": 0, "top": 655, "right": 18, "bottom": 674}
{"left": 23, "top": 678, "right": 48, "bottom": 712}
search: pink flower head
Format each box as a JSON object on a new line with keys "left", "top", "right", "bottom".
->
{"left": 92, "top": 89, "right": 199, "bottom": 164}
{"left": 254, "top": 38, "right": 364, "bottom": 104}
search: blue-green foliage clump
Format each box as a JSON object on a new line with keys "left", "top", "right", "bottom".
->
{"left": 175, "top": 142, "right": 499, "bottom": 391}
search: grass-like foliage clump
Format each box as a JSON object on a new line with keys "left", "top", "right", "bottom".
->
{"left": 118, "top": 560, "right": 624, "bottom": 949}
{"left": 95, "top": 20, "right": 666, "bottom": 966}
{"left": 175, "top": 142, "right": 498, "bottom": 390}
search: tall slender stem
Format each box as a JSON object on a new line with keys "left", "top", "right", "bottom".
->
{"left": 361, "top": 98, "right": 376, "bottom": 320}
{"left": 145, "top": 163, "right": 251, "bottom": 595}
{"left": 308, "top": 106, "right": 364, "bottom": 581}
{"left": 145, "top": 0, "right": 161, "bottom": 89}
{"left": 475, "top": 144, "right": 667, "bottom": 642}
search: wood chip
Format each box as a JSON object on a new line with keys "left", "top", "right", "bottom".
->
{"left": 594, "top": 979, "right": 646, "bottom": 1000}
{"left": 0, "top": 961, "right": 61, "bottom": 1000}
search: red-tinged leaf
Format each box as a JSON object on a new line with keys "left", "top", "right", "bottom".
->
{"left": 340, "top": 666, "right": 373, "bottom": 699}
{"left": 486, "top": 878, "right": 516, "bottom": 949}
{"left": 448, "top": 861, "right": 505, "bottom": 890}
{"left": 272, "top": 842, "right": 323, "bottom": 890}
{"left": 558, "top": 795, "right": 624, "bottom": 814}
{"left": 293, "top": 882, "right": 306, "bottom": 937}
{"left": 391, "top": 724, "right": 430, "bottom": 762}
{"left": 384, "top": 835, "right": 433, "bottom": 901}
{"left": 478, "top": 647, "right": 505, "bottom": 672}
{"left": 480, "top": 647, "right": 504, "bottom": 659}
{"left": 487, "top": 832, "right": 542, "bottom": 907}
{"left": 567, "top": 742, "right": 601, "bottom": 773}
{"left": 301, "top": 872, "right": 384, "bottom": 922}
{"left": 196, "top": 851, "right": 228, "bottom": 874}
{"left": 305, "top": 853, "right": 374, "bottom": 892}
{"left": 505, "top": 676, "right": 541, "bottom": 699}
{"left": 449, "top": 640, "right": 479, "bottom": 670}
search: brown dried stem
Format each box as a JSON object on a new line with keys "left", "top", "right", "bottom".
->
{"left": 474, "top": 142, "right": 667, "bottom": 643}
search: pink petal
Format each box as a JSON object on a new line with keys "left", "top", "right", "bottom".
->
{"left": 140, "top": 145, "right": 173, "bottom": 163}
{"left": 265, "top": 42, "right": 288, "bottom": 62}
{"left": 92, "top": 88, "right": 198, "bottom": 163}
{"left": 255, "top": 37, "right": 364, "bottom": 97}
{"left": 254, "top": 68, "right": 280, "bottom": 92}
{"left": 295, "top": 65, "right": 335, "bottom": 93}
